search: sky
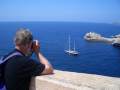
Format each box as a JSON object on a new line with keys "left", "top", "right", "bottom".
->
{"left": 0, "top": 0, "right": 120, "bottom": 23}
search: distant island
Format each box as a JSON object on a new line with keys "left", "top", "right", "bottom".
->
{"left": 84, "top": 32, "right": 120, "bottom": 47}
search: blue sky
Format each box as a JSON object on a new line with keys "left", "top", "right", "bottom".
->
{"left": 0, "top": 0, "right": 120, "bottom": 23}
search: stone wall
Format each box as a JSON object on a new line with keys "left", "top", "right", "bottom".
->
{"left": 30, "top": 70, "right": 120, "bottom": 90}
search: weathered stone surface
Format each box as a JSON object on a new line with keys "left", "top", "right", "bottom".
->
{"left": 30, "top": 70, "right": 120, "bottom": 90}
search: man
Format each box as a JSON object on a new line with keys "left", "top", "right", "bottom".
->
{"left": 3, "top": 29, "right": 53, "bottom": 90}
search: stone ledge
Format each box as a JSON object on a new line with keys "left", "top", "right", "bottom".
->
{"left": 30, "top": 70, "right": 120, "bottom": 90}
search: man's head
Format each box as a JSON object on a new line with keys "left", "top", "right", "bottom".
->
{"left": 14, "top": 28, "right": 33, "bottom": 55}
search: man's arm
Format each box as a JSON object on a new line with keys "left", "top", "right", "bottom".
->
{"left": 33, "top": 40, "right": 53, "bottom": 75}
{"left": 36, "top": 52, "right": 53, "bottom": 75}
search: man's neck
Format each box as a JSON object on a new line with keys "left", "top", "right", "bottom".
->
{"left": 15, "top": 46, "right": 26, "bottom": 55}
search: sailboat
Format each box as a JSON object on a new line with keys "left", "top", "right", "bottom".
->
{"left": 65, "top": 36, "right": 79, "bottom": 55}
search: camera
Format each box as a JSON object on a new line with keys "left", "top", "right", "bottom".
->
{"left": 31, "top": 41, "right": 35, "bottom": 50}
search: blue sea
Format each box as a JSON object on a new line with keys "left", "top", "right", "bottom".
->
{"left": 0, "top": 22, "right": 120, "bottom": 77}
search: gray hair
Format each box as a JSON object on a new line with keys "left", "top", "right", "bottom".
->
{"left": 14, "top": 28, "right": 33, "bottom": 45}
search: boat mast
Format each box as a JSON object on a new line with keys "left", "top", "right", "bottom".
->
{"left": 74, "top": 40, "right": 75, "bottom": 51}
{"left": 69, "top": 35, "right": 71, "bottom": 51}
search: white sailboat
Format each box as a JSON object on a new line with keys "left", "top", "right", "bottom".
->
{"left": 65, "top": 36, "right": 79, "bottom": 55}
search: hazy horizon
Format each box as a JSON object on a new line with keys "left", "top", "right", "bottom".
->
{"left": 0, "top": 0, "right": 120, "bottom": 23}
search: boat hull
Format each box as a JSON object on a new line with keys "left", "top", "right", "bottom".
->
{"left": 65, "top": 50, "right": 79, "bottom": 55}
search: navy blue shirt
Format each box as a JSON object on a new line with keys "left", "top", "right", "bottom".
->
{"left": 4, "top": 49, "right": 45, "bottom": 90}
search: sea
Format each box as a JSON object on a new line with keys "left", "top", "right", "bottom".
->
{"left": 0, "top": 22, "right": 120, "bottom": 77}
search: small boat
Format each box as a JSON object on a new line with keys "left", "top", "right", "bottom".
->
{"left": 65, "top": 36, "right": 79, "bottom": 55}
{"left": 112, "top": 43, "right": 120, "bottom": 47}
{"left": 112, "top": 38, "right": 120, "bottom": 47}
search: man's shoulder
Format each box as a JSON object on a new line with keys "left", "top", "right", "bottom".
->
{"left": 11, "top": 56, "right": 32, "bottom": 62}
{"left": 13, "top": 56, "right": 38, "bottom": 66}
{"left": 2, "top": 49, "right": 24, "bottom": 59}
{"left": 3, "top": 49, "right": 39, "bottom": 66}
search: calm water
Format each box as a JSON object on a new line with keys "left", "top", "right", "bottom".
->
{"left": 0, "top": 22, "right": 120, "bottom": 77}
